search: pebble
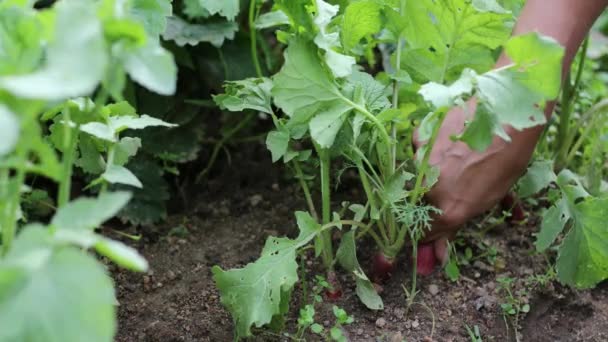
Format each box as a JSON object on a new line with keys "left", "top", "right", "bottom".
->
{"left": 375, "top": 317, "right": 387, "bottom": 328}
{"left": 271, "top": 183, "right": 280, "bottom": 191}
{"left": 356, "top": 329, "right": 363, "bottom": 335}
{"left": 167, "top": 271, "right": 177, "bottom": 281}
{"left": 390, "top": 332, "right": 404, "bottom": 342}
{"left": 249, "top": 194, "right": 263, "bottom": 207}
{"left": 411, "top": 319, "right": 420, "bottom": 329}
{"left": 428, "top": 284, "right": 439, "bottom": 295}
{"left": 394, "top": 308, "right": 405, "bottom": 319}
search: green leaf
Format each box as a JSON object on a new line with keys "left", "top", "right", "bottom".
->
{"left": 272, "top": 38, "right": 343, "bottom": 117}
{"left": 255, "top": 10, "right": 290, "bottom": 29}
{"left": 163, "top": 16, "right": 238, "bottom": 48}
{"left": 0, "top": 106, "right": 19, "bottom": 156}
{"left": 517, "top": 160, "right": 557, "bottom": 198}
{"left": 266, "top": 129, "right": 290, "bottom": 162}
{"left": 0, "top": 6, "right": 43, "bottom": 76}
{"left": 383, "top": 171, "right": 414, "bottom": 204}
{"left": 75, "top": 134, "right": 105, "bottom": 174}
{"left": 341, "top": 0, "right": 382, "bottom": 51}
{"left": 313, "top": 0, "right": 356, "bottom": 78}
{"left": 419, "top": 68, "right": 476, "bottom": 109}
{"left": 458, "top": 103, "right": 510, "bottom": 151}
{"left": 102, "top": 165, "right": 143, "bottom": 188}
{"left": 114, "top": 137, "right": 142, "bottom": 166}
{"left": 536, "top": 198, "right": 570, "bottom": 252}
{"left": 94, "top": 238, "right": 148, "bottom": 272}
{"left": 124, "top": 41, "right": 177, "bottom": 96}
{"left": 109, "top": 114, "right": 176, "bottom": 134}
{"left": 80, "top": 122, "right": 116, "bottom": 142}
{"left": 311, "top": 323, "right": 324, "bottom": 334}
{"left": 212, "top": 211, "right": 322, "bottom": 338}
{"left": 214, "top": 77, "right": 274, "bottom": 114}
{"left": 556, "top": 197, "right": 608, "bottom": 288}
{"left": 336, "top": 231, "right": 383, "bottom": 310}
{"left": 198, "top": 0, "right": 240, "bottom": 21}
{"left": 51, "top": 192, "right": 132, "bottom": 231}
{"left": 445, "top": 260, "right": 461, "bottom": 281}
{"left": 400, "top": 0, "right": 511, "bottom": 82}
{"left": 0, "top": 227, "right": 116, "bottom": 342}
{"left": 129, "top": 0, "right": 172, "bottom": 36}
{"left": 275, "top": 0, "right": 315, "bottom": 34}
{"left": 309, "top": 101, "right": 352, "bottom": 148}
{"left": 0, "top": 1, "right": 107, "bottom": 100}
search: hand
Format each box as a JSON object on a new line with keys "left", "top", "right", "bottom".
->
{"left": 413, "top": 100, "right": 544, "bottom": 266}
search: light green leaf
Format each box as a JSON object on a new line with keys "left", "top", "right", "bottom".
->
{"left": 275, "top": 0, "right": 315, "bottom": 34}
{"left": 102, "top": 165, "right": 143, "bottom": 188}
{"left": 0, "top": 227, "right": 116, "bottom": 342}
{"left": 255, "top": 10, "right": 290, "bottom": 29}
{"left": 212, "top": 211, "right": 322, "bottom": 338}
{"left": 114, "top": 137, "right": 142, "bottom": 166}
{"left": 129, "top": 0, "right": 172, "bottom": 36}
{"left": 94, "top": 238, "right": 148, "bottom": 272}
{"left": 199, "top": 0, "right": 239, "bottom": 21}
{"left": 124, "top": 41, "right": 177, "bottom": 95}
{"left": 80, "top": 122, "right": 116, "bottom": 142}
{"left": 109, "top": 114, "right": 177, "bottom": 133}
{"left": 51, "top": 192, "right": 132, "bottom": 231}
{"left": 341, "top": 0, "right": 382, "bottom": 51}
{"left": 458, "top": 103, "right": 510, "bottom": 151}
{"left": 517, "top": 160, "right": 556, "bottom": 198}
{"left": 0, "top": 106, "right": 19, "bottom": 156}
{"left": 313, "top": 0, "right": 355, "bottom": 78}
{"left": 0, "top": 6, "right": 43, "bottom": 76}
{"left": 556, "top": 197, "right": 608, "bottom": 288}
{"left": 0, "top": 1, "right": 107, "bottom": 100}
{"left": 214, "top": 77, "right": 274, "bottom": 114}
{"left": 536, "top": 197, "right": 571, "bottom": 252}
{"left": 419, "top": 68, "right": 476, "bottom": 109}
{"left": 309, "top": 101, "right": 352, "bottom": 148}
{"left": 384, "top": 171, "right": 414, "bottom": 204}
{"left": 163, "top": 16, "right": 238, "bottom": 48}
{"left": 336, "top": 231, "right": 383, "bottom": 310}
{"left": 266, "top": 130, "right": 290, "bottom": 162}
{"left": 75, "top": 134, "right": 105, "bottom": 174}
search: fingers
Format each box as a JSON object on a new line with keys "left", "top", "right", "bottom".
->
{"left": 434, "top": 237, "right": 450, "bottom": 267}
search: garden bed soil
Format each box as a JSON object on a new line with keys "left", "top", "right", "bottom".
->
{"left": 112, "top": 149, "right": 608, "bottom": 342}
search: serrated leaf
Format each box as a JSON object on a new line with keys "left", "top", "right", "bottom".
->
{"left": 129, "top": 0, "right": 172, "bottom": 36}
{"left": 458, "top": 103, "right": 510, "bottom": 151}
{"left": 0, "top": 1, "right": 107, "bottom": 100}
{"left": 341, "top": 0, "right": 382, "bottom": 51}
{"left": 556, "top": 197, "right": 608, "bottom": 288}
{"left": 212, "top": 211, "right": 322, "bottom": 338}
{"left": 309, "top": 101, "right": 352, "bottom": 148}
{"left": 536, "top": 197, "right": 571, "bottom": 252}
{"left": 114, "top": 137, "right": 142, "bottom": 166}
{"left": 419, "top": 68, "right": 476, "bottom": 109}
{"left": 517, "top": 160, "right": 556, "bottom": 198}
{"left": 0, "top": 227, "right": 116, "bottom": 342}
{"left": 313, "top": 0, "right": 355, "bottom": 78}
{"left": 198, "top": 0, "right": 239, "bottom": 21}
{"left": 163, "top": 16, "right": 238, "bottom": 47}
{"left": 80, "top": 122, "right": 116, "bottom": 142}
{"left": 109, "top": 114, "right": 177, "bottom": 133}
{"left": 51, "top": 192, "right": 132, "bottom": 231}
{"left": 102, "top": 165, "right": 143, "bottom": 188}
{"left": 384, "top": 171, "right": 414, "bottom": 204}
{"left": 75, "top": 134, "right": 105, "bottom": 174}
{"left": 336, "top": 231, "right": 383, "bottom": 310}
{"left": 275, "top": 0, "right": 316, "bottom": 34}
{"left": 214, "top": 77, "right": 274, "bottom": 114}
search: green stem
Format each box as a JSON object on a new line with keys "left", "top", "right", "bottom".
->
{"left": 249, "top": 0, "right": 263, "bottom": 78}
{"left": 58, "top": 108, "right": 76, "bottom": 208}
{"left": 2, "top": 145, "right": 28, "bottom": 256}
{"left": 564, "top": 99, "right": 608, "bottom": 165}
{"left": 358, "top": 165, "right": 390, "bottom": 242}
{"left": 100, "top": 143, "right": 116, "bottom": 194}
{"left": 318, "top": 149, "right": 334, "bottom": 270}
{"left": 390, "top": 0, "right": 407, "bottom": 172}
{"left": 293, "top": 159, "right": 318, "bottom": 221}
{"left": 407, "top": 241, "right": 419, "bottom": 308}
{"left": 409, "top": 111, "right": 446, "bottom": 206}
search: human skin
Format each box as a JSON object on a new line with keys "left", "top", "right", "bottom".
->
{"left": 414, "top": 0, "right": 608, "bottom": 266}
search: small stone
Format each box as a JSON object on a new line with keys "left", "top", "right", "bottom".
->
{"left": 411, "top": 319, "right": 420, "bottom": 329}
{"left": 390, "top": 332, "right": 403, "bottom": 342}
{"left": 249, "top": 194, "right": 263, "bottom": 207}
{"left": 394, "top": 308, "right": 405, "bottom": 320}
{"left": 323, "top": 320, "right": 331, "bottom": 327}
{"left": 428, "top": 284, "right": 439, "bottom": 295}
{"left": 272, "top": 183, "right": 280, "bottom": 191}
{"left": 143, "top": 276, "right": 151, "bottom": 284}
{"left": 375, "top": 317, "right": 387, "bottom": 328}
{"left": 356, "top": 329, "right": 363, "bottom": 336}
{"left": 167, "top": 271, "right": 177, "bottom": 281}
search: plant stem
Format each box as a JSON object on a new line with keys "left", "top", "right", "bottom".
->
{"left": 2, "top": 143, "right": 27, "bottom": 256}
{"left": 407, "top": 242, "right": 419, "bottom": 308}
{"left": 409, "top": 111, "right": 446, "bottom": 206}
{"left": 100, "top": 143, "right": 117, "bottom": 194}
{"left": 58, "top": 108, "right": 76, "bottom": 207}
{"left": 390, "top": 0, "right": 407, "bottom": 172}
{"left": 564, "top": 98, "right": 608, "bottom": 165}
{"left": 293, "top": 159, "right": 318, "bottom": 221}
{"left": 318, "top": 149, "right": 334, "bottom": 270}
{"left": 249, "top": 0, "right": 263, "bottom": 77}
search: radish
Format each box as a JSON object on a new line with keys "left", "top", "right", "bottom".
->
{"left": 371, "top": 252, "right": 396, "bottom": 283}
{"left": 324, "top": 271, "right": 343, "bottom": 300}
{"left": 501, "top": 192, "right": 525, "bottom": 223}
{"left": 416, "top": 243, "right": 437, "bottom": 276}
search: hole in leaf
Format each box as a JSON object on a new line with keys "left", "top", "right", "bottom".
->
{"left": 429, "top": 46, "right": 437, "bottom": 53}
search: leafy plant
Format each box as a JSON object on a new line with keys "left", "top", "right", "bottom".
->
{"left": 0, "top": 0, "right": 177, "bottom": 340}
{"left": 212, "top": 0, "right": 567, "bottom": 338}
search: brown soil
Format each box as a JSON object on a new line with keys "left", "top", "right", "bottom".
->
{"left": 113, "top": 150, "right": 608, "bottom": 342}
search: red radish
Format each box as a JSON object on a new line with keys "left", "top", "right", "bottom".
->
{"left": 416, "top": 243, "right": 437, "bottom": 276}
{"left": 371, "top": 253, "right": 396, "bottom": 283}
{"left": 501, "top": 192, "right": 525, "bottom": 223}
{"left": 325, "top": 271, "right": 343, "bottom": 300}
